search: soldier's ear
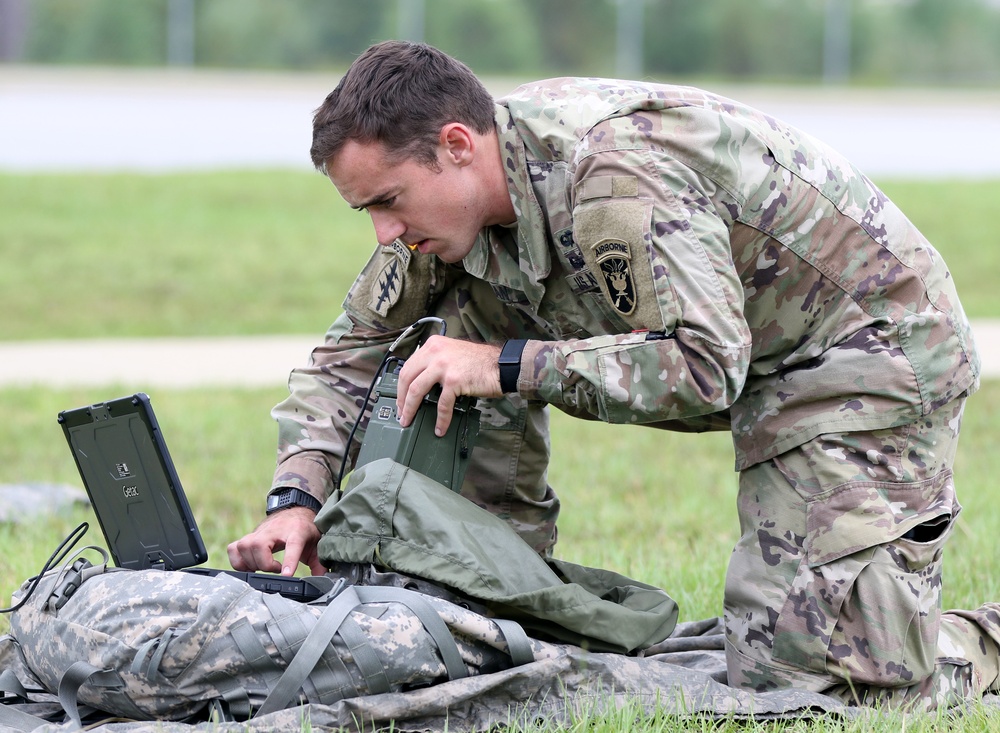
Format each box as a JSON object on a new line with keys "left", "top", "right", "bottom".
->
{"left": 439, "top": 123, "right": 475, "bottom": 167}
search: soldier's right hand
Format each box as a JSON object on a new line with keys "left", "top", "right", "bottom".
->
{"left": 396, "top": 335, "right": 503, "bottom": 436}
{"left": 227, "top": 506, "right": 324, "bottom": 577}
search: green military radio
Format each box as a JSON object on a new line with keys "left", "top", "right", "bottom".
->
{"left": 344, "top": 318, "right": 481, "bottom": 493}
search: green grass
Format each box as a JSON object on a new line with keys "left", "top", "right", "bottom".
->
{"left": 1, "top": 172, "right": 999, "bottom": 730}
{"left": 0, "top": 174, "right": 996, "bottom": 342}
{"left": 0, "top": 171, "right": 372, "bottom": 339}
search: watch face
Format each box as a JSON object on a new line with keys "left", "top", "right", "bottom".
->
{"left": 267, "top": 488, "right": 320, "bottom": 514}
{"left": 266, "top": 490, "right": 292, "bottom": 513}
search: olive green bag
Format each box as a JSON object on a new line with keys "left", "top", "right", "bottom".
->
{"left": 315, "top": 458, "right": 678, "bottom": 654}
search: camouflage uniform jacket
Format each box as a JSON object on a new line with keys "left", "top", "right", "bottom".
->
{"left": 270, "top": 77, "right": 980, "bottom": 500}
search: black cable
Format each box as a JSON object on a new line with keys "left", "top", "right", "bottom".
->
{"left": 0, "top": 521, "right": 90, "bottom": 614}
{"left": 334, "top": 351, "right": 393, "bottom": 493}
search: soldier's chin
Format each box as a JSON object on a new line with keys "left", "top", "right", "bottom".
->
{"left": 435, "top": 239, "right": 478, "bottom": 264}
{"left": 431, "top": 245, "right": 462, "bottom": 263}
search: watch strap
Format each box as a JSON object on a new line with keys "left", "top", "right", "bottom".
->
{"left": 498, "top": 339, "right": 527, "bottom": 394}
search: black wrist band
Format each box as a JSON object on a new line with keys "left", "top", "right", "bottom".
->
{"left": 498, "top": 339, "right": 527, "bottom": 394}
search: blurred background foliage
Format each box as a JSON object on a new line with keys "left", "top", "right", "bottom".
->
{"left": 2, "top": 0, "right": 1000, "bottom": 85}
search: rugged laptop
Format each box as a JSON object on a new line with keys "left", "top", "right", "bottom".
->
{"left": 58, "top": 393, "right": 326, "bottom": 602}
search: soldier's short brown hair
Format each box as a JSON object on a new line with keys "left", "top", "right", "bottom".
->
{"left": 310, "top": 41, "right": 496, "bottom": 173}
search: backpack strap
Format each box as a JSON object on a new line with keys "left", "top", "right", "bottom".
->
{"left": 57, "top": 661, "right": 122, "bottom": 728}
{"left": 260, "top": 591, "right": 361, "bottom": 704}
{"left": 0, "top": 701, "right": 47, "bottom": 732}
{"left": 354, "top": 586, "right": 470, "bottom": 680}
{"left": 332, "top": 615, "right": 391, "bottom": 695}
{"left": 255, "top": 585, "right": 367, "bottom": 717}
{"left": 492, "top": 617, "right": 536, "bottom": 666}
{"left": 354, "top": 586, "right": 535, "bottom": 667}
{"left": 204, "top": 683, "right": 253, "bottom": 722}
{"left": 0, "top": 670, "right": 47, "bottom": 732}
{"left": 255, "top": 583, "right": 505, "bottom": 718}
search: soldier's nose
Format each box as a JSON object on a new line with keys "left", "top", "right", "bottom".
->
{"left": 370, "top": 211, "right": 405, "bottom": 246}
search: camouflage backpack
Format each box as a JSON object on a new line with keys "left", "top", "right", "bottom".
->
{"left": 0, "top": 555, "right": 542, "bottom": 727}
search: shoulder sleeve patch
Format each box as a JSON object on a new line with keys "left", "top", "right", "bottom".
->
{"left": 343, "top": 240, "right": 436, "bottom": 330}
{"left": 575, "top": 197, "right": 665, "bottom": 331}
{"left": 370, "top": 239, "right": 412, "bottom": 317}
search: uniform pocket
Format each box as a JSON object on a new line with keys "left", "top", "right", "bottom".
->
{"left": 772, "top": 470, "right": 959, "bottom": 686}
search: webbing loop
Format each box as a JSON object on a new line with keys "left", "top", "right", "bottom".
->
{"left": 492, "top": 618, "right": 536, "bottom": 667}
{"left": 335, "top": 614, "right": 391, "bottom": 695}
{"left": 130, "top": 627, "right": 178, "bottom": 682}
{"left": 0, "top": 669, "right": 29, "bottom": 701}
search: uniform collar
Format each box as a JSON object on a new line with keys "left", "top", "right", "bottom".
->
{"left": 461, "top": 104, "right": 550, "bottom": 309}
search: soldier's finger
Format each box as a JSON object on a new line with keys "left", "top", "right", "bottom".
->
{"left": 227, "top": 534, "right": 279, "bottom": 573}
{"left": 281, "top": 536, "right": 306, "bottom": 576}
{"left": 226, "top": 540, "right": 248, "bottom": 570}
{"left": 250, "top": 545, "right": 284, "bottom": 574}
{"left": 434, "top": 388, "right": 457, "bottom": 437}
{"left": 395, "top": 358, "right": 421, "bottom": 426}
{"left": 398, "top": 367, "right": 436, "bottom": 427}
{"left": 308, "top": 558, "right": 326, "bottom": 576}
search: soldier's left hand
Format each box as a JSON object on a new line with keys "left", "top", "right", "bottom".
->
{"left": 396, "top": 335, "right": 503, "bottom": 436}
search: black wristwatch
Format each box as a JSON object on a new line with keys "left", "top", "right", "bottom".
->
{"left": 266, "top": 488, "right": 323, "bottom": 515}
{"left": 498, "top": 339, "right": 527, "bottom": 394}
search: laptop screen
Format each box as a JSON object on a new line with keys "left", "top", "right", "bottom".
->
{"left": 57, "top": 393, "right": 208, "bottom": 571}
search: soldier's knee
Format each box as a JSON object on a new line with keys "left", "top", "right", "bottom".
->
{"left": 727, "top": 479, "right": 963, "bottom": 695}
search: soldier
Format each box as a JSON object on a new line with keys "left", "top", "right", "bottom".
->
{"left": 228, "top": 41, "right": 1000, "bottom": 706}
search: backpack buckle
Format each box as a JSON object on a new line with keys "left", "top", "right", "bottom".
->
{"left": 47, "top": 558, "right": 92, "bottom": 612}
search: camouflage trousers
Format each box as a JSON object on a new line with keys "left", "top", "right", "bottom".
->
{"left": 724, "top": 395, "right": 1000, "bottom": 709}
